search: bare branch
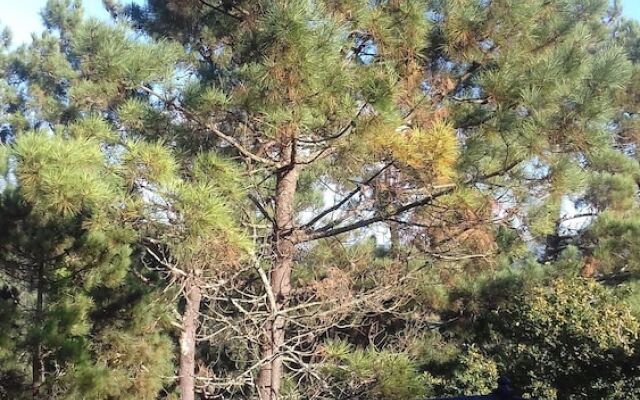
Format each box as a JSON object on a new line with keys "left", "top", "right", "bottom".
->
{"left": 300, "top": 158, "right": 523, "bottom": 242}
{"left": 248, "top": 193, "right": 275, "bottom": 224}
{"left": 428, "top": 252, "right": 495, "bottom": 261}
{"left": 257, "top": 265, "right": 277, "bottom": 314}
{"left": 138, "top": 85, "right": 279, "bottom": 167}
{"left": 297, "top": 104, "right": 367, "bottom": 145}
{"left": 198, "top": 0, "right": 243, "bottom": 21}
{"left": 144, "top": 246, "right": 188, "bottom": 277}
{"left": 302, "top": 162, "right": 394, "bottom": 229}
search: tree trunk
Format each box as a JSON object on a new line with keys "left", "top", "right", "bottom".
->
{"left": 32, "top": 263, "right": 44, "bottom": 400}
{"left": 31, "top": 263, "right": 44, "bottom": 399}
{"left": 257, "top": 155, "right": 300, "bottom": 400}
{"left": 384, "top": 168, "right": 401, "bottom": 258}
{"left": 389, "top": 222, "right": 401, "bottom": 257}
{"left": 179, "top": 275, "right": 202, "bottom": 400}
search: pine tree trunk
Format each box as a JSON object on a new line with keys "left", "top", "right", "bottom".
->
{"left": 384, "top": 169, "right": 401, "bottom": 258}
{"left": 257, "top": 154, "right": 299, "bottom": 400}
{"left": 32, "top": 263, "right": 44, "bottom": 400}
{"left": 389, "top": 222, "right": 401, "bottom": 257}
{"left": 179, "top": 275, "right": 202, "bottom": 400}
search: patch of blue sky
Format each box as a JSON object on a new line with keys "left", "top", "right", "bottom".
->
{"left": 3, "top": 1, "right": 639, "bottom": 49}
{"left": 0, "top": 0, "right": 143, "bottom": 47}
{"left": 622, "top": 0, "right": 640, "bottom": 22}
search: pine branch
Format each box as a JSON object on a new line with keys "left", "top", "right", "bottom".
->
{"left": 404, "top": 61, "right": 482, "bottom": 122}
{"left": 298, "top": 103, "right": 366, "bottom": 145}
{"left": 138, "top": 85, "right": 279, "bottom": 168}
{"left": 298, "top": 158, "right": 523, "bottom": 242}
{"left": 301, "top": 161, "right": 394, "bottom": 229}
{"left": 248, "top": 193, "right": 274, "bottom": 224}
{"left": 300, "top": 188, "right": 456, "bottom": 243}
{"left": 198, "top": 0, "right": 243, "bottom": 21}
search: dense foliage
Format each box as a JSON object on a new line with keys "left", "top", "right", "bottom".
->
{"left": 1, "top": 0, "right": 640, "bottom": 399}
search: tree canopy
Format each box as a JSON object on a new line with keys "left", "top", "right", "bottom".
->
{"left": 1, "top": 0, "right": 640, "bottom": 399}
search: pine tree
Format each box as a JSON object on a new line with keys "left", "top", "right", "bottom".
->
{"left": 2, "top": 0, "right": 639, "bottom": 398}
{"left": 115, "top": 0, "right": 636, "bottom": 398}
{"left": 539, "top": 17, "right": 640, "bottom": 285}
{"left": 0, "top": 3, "right": 176, "bottom": 399}
{"left": 137, "top": 161, "right": 252, "bottom": 400}
{"left": 0, "top": 122, "right": 179, "bottom": 398}
{"left": 1, "top": 2, "right": 253, "bottom": 398}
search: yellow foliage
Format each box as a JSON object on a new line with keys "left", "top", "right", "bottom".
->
{"left": 371, "top": 120, "right": 458, "bottom": 183}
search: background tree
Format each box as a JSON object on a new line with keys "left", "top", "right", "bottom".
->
{"left": 0, "top": 2, "right": 238, "bottom": 399}
{"left": 1, "top": 1, "right": 255, "bottom": 398}
{"left": 0, "top": 127, "right": 177, "bottom": 399}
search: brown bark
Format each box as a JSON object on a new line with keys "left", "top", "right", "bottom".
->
{"left": 179, "top": 275, "right": 203, "bottom": 400}
{"left": 32, "top": 263, "right": 44, "bottom": 400}
{"left": 257, "top": 149, "right": 300, "bottom": 400}
{"left": 389, "top": 222, "right": 401, "bottom": 256}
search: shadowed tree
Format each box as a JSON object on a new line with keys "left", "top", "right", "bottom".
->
{"left": 0, "top": 2, "right": 247, "bottom": 399}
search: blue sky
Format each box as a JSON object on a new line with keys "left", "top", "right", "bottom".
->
{"left": 1, "top": 0, "right": 639, "bottom": 47}
{"left": 622, "top": 0, "right": 640, "bottom": 21}
{"left": 0, "top": 0, "right": 144, "bottom": 46}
